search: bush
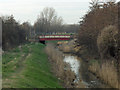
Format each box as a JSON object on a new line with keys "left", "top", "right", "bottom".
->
{"left": 78, "top": 3, "right": 118, "bottom": 55}
{"left": 97, "top": 25, "right": 118, "bottom": 59}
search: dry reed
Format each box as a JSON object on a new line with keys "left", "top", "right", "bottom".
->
{"left": 89, "top": 60, "right": 119, "bottom": 88}
{"left": 45, "top": 43, "right": 76, "bottom": 87}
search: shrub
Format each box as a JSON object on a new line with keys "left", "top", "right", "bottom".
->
{"left": 97, "top": 25, "right": 118, "bottom": 59}
{"left": 78, "top": 3, "right": 118, "bottom": 55}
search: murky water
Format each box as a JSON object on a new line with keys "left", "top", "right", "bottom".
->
{"left": 63, "top": 55, "right": 110, "bottom": 88}
{"left": 63, "top": 56, "right": 80, "bottom": 83}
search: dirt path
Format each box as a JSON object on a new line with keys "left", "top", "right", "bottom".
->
{"left": 3, "top": 48, "right": 31, "bottom": 88}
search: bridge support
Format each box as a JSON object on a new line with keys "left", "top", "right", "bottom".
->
{"left": 39, "top": 40, "right": 45, "bottom": 44}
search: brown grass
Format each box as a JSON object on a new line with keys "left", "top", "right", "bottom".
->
{"left": 45, "top": 43, "right": 64, "bottom": 77}
{"left": 45, "top": 43, "right": 76, "bottom": 87}
{"left": 58, "top": 40, "right": 74, "bottom": 53}
{"left": 59, "top": 44, "right": 72, "bottom": 53}
{"left": 89, "top": 60, "right": 119, "bottom": 88}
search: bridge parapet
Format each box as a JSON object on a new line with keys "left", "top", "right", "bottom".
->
{"left": 39, "top": 35, "right": 71, "bottom": 38}
{"left": 38, "top": 35, "right": 71, "bottom": 41}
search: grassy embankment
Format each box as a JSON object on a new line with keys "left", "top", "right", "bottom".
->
{"left": 2, "top": 43, "right": 62, "bottom": 88}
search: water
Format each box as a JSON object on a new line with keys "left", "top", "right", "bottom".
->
{"left": 63, "top": 55, "right": 110, "bottom": 88}
{"left": 63, "top": 56, "right": 80, "bottom": 83}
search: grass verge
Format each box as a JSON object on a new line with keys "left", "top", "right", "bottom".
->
{"left": 2, "top": 43, "right": 62, "bottom": 88}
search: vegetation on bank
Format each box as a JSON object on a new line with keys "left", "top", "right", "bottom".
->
{"left": 2, "top": 43, "right": 61, "bottom": 88}
{"left": 1, "top": 7, "right": 78, "bottom": 51}
{"left": 45, "top": 43, "right": 77, "bottom": 88}
{"left": 76, "top": 1, "right": 120, "bottom": 88}
{"left": 89, "top": 60, "right": 119, "bottom": 88}
{"left": 1, "top": 0, "right": 120, "bottom": 89}
{"left": 2, "top": 16, "right": 32, "bottom": 50}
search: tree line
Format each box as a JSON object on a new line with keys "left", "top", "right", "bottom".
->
{"left": 34, "top": 7, "right": 79, "bottom": 35}
{"left": 1, "top": 7, "right": 79, "bottom": 50}
{"left": 2, "top": 15, "right": 29, "bottom": 50}
{"left": 77, "top": 1, "right": 120, "bottom": 88}
{"left": 78, "top": 0, "right": 120, "bottom": 62}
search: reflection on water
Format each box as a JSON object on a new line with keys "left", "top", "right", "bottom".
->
{"left": 63, "top": 56, "right": 80, "bottom": 83}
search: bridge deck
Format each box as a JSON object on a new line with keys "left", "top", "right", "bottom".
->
{"left": 39, "top": 35, "right": 71, "bottom": 41}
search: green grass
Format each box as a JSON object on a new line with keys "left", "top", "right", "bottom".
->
{"left": 2, "top": 48, "right": 22, "bottom": 78}
{"left": 2, "top": 43, "right": 62, "bottom": 88}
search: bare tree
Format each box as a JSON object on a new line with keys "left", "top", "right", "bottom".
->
{"left": 90, "top": 0, "right": 99, "bottom": 9}
{"left": 90, "top": 0, "right": 116, "bottom": 9}
{"left": 34, "top": 7, "right": 63, "bottom": 34}
{"left": 39, "top": 7, "right": 56, "bottom": 33}
{"left": 21, "top": 22, "right": 32, "bottom": 39}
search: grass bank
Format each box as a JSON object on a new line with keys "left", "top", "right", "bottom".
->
{"left": 2, "top": 43, "right": 62, "bottom": 88}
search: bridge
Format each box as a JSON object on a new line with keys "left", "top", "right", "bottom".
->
{"left": 38, "top": 35, "right": 71, "bottom": 44}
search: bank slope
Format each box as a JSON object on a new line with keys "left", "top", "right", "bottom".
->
{"left": 2, "top": 43, "right": 62, "bottom": 88}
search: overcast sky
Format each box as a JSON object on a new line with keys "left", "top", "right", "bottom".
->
{"left": 0, "top": 0, "right": 119, "bottom": 25}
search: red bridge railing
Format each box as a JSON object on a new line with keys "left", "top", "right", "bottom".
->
{"left": 39, "top": 35, "right": 71, "bottom": 41}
